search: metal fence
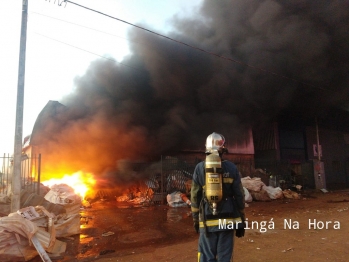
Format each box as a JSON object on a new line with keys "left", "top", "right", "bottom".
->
{"left": 0, "top": 154, "right": 41, "bottom": 195}
{"left": 149, "top": 156, "right": 317, "bottom": 204}
{"left": 146, "top": 156, "right": 198, "bottom": 204}
{"left": 254, "top": 159, "right": 293, "bottom": 184}
{"left": 254, "top": 159, "right": 315, "bottom": 189}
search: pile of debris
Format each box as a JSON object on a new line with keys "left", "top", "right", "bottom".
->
{"left": 0, "top": 184, "right": 82, "bottom": 261}
{"left": 115, "top": 181, "right": 154, "bottom": 205}
{"left": 242, "top": 176, "right": 301, "bottom": 203}
{"left": 167, "top": 191, "right": 191, "bottom": 207}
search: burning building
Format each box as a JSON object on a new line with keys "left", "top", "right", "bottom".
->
{"left": 23, "top": 0, "right": 349, "bottom": 193}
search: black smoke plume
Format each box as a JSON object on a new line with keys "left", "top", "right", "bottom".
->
{"left": 35, "top": 0, "right": 349, "bottom": 182}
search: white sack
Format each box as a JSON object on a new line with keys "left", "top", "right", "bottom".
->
{"left": 166, "top": 191, "right": 187, "bottom": 207}
{"left": 44, "top": 184, "right": 80, "bottom": 205}
{"left": 241, "top": 176, "right": 266, "bottom": 192}
{"left": 54, "top": 213, "right": 81, "bottom": 237}
{"left": 44, "top": 184, "right": 81, "bottom": 216}
{"left": 243, "top": 187, "right": 253, "bottom": 202}
{"left": 262, "top": 185, "right": 284, "bottom": 199}
{"left": 0, "top": 213, "right": 38, "bottom": 249}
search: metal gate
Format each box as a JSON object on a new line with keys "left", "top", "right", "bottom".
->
{"left": 0, "top": 153, "right": 41, "bottom": 195}
{"left": 146, "top": 156, "right": 198, "bottom": 204}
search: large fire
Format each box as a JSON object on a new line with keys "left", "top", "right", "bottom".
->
{"left": 42, "top": 171, "right": 96, "bottom": 199}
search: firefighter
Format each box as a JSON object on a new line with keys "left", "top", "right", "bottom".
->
{"left": 191, "top": 132, "right": 245, "bottom": 262}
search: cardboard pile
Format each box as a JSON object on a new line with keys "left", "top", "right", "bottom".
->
{"left": 0, "top": 184, "right": 82, "bottom": 261}
{"left": 44, "top": 184, "right": 81, "bottom": 237}
{"left": 0, "top": 206, "right": 66, "bottom": 261}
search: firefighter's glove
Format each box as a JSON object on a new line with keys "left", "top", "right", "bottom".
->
{"left": 192, "top": 212, "right": 199, "bottom": 234}
{"left": 235, "top": 228, "right": 245, "bottom": 238}
{"left": 236, "top": 213, "right": 245, "bottom": 238}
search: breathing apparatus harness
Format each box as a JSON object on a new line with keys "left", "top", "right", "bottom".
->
{"left": 199, "top": 148, "right": 228, "bottom": 235}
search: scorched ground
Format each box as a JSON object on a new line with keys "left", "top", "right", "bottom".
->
{"left": 25, "top": 190, "right": 349, "bottom": 262}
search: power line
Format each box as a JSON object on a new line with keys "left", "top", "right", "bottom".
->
{"left": 31, "top": 11, "right": 127, "bottom": 40}
{"left": 34, "top": 32, "right": 147, "bottom": 74}
{"left": 30, "top": 12, "right": 166, "bottom": 68}
{"left": 61, "top": 0, "right": 328, "bottom": 92}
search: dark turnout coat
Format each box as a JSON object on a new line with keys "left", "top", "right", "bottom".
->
{"left": 191, "top": 160, "right": 245, "bottom": 233}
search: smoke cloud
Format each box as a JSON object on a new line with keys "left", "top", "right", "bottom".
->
{"left": 34, "top": 0, "right": 349, "bottom": 182}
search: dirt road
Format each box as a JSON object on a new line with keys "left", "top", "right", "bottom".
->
{"left": 30, "top": 190, "right": 349, "bottom": 262}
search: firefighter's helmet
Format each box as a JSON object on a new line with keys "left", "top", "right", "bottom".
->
{"left": 205, "top": 132, "right": 225, "bottom": 154}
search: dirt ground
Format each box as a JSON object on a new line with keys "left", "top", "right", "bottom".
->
{"left": 29, "top": 190, "right": 349, "bottom": 262}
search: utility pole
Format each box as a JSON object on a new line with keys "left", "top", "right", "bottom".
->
{"left": 11, "top": 0, "right": 28, "bottom": 212}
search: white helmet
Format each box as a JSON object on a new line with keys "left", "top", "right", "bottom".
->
{"left": 205, "top": 132, "right": 225, "bottom": 154}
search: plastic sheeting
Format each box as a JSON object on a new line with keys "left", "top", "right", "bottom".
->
{"left": 166, "top": 191, "right": 189, "bottom": 207}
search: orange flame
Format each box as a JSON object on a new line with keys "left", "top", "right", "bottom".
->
{"left": 42, "top": 171, "right": 96, "bottom": 199}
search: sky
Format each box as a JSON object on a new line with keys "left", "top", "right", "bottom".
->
{"left": 0, "top": 0, "right": 202, "bottom": 154}
{"left": 1, "top": 0, "right": 348, "bottom": 180}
